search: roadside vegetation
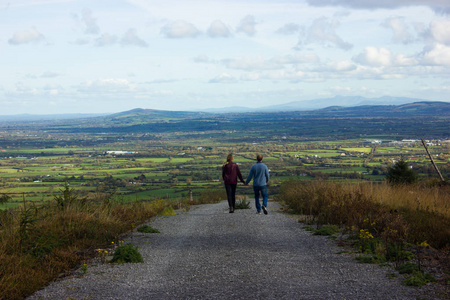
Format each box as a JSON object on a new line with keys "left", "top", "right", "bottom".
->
{"left": 277, "top": 178, "right": 450, "bottom": 288}
{"left": 0, "top": 186, "right": 169, "bottom": 300}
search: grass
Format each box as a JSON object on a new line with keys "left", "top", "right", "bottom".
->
{"left": 278, "top": 179, "right": 450, "bottom": 249}
{"left": 0, "top": 188, "right": 169, "bottom": 300}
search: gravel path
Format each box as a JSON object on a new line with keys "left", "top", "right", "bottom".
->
{"left": 29, "top": 201, "right": 425, "bottom": 299}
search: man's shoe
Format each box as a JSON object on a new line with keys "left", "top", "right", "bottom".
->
{"left": 262, "top": 205, "right": 268, "bottom": 215}
{"left": 256, "top": 211, "right": 261, "bottom": 215}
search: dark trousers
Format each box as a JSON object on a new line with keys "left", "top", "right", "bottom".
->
{"left": 225, "top": 184, "right": 237, "bottom": 209}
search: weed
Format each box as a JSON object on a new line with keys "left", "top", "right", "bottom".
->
{"left": 235, "top": 199, "right": 251, "bottom": 209}
{"left": 356, "top": 254, "right": 386, "bottom": 264}
{"left": 403, "top": 271, "right": 436, "bottom": 287}
{"left": 110, "top": 244, "right": 143, "bottom": 264}
{"left": 160, "top": 206, "right": 176, "bottom": 216}
{"left": 303, "top": 225, "right": 316, "bottom": 232}
{"left": 397, "top": 262, "right": 419, "bottom": 274}
{"left": 314, "top": 225, "right": 339, "bottom": 236}
{"left": 81, "top": 264, "right": 88, "bottom": 275}
{"left": 137, "top": 225, "right": 160, "bottom": 233}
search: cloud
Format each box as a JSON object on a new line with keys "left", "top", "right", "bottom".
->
{"left": 421, "top": 44, "right": 450, "bottom": 66}
{"left": 222, "top": 57, "right": 283, "bottom": 71}
{"left": 94, "top": 33, "right": 118, "bottom": 46}
{"left": 383, "top": 17, "right": 413, "bottom": 44}
{"left": 193, "top": 55, "right": 211, "bottom": 63}
{"left": 77, "top": 78, "right": 135, "bottom": 93}
{"left": 209, "top": 73, "right": 237, "bottom": 83}
{"left": 299, "top": 17, "right": 353, "bottom": 50}
{"left": 81, "top": 8, "right": 100, "bottom": 35}
{"left": 71, "top": 37, "right": 90, "bottom": 45}
{"left": 429, "top": 20, "right": 450, "bottom": 45}
{"left": 120, "top": 28, "right": 148, "bottom": 47}
{"left": 160, "top": 20, "right": 200, "bottom": 38}
{"left": 8, "top": 28, "right": 45, "bottom": 45}
{"left": 236, "top": 15, "right": 257, "bottom": 36}
{"left": 275, "top": 23, "right": 302, "bottom": 35}
{"left": 41, "top": 71, "right": 62, "bottom": 78}
{"left": 354, "top": 46, "right": 417, "bottom": 67}
{"left": 305, "top": 0, "right": 450, "bottom": 13}
{"left": 207, "top": 20, "right": 231, "bottom": 38}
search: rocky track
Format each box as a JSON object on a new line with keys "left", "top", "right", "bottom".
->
{"left": 29, "top": 201, "right": 425, "bottom": 299}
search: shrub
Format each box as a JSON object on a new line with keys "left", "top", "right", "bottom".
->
{"left": 110, "top": 244, "right": 143, "bottom": 263}
{"left": 160, "top": 206, "right": 176, "bottom": 216}
{"left": 235, "top": 199, "right": 251, "bottom": 209}
{"left": 403, "top": 271, "right": 436, "bottom": 287}
{"left": 314, "top": 225, "right": 339, "bottom": 236}
{"left": 137, "top": 225, "right": 160, "bottom": 233}
{"left": 386, "top": 159, "right": 418, "bottom": 185}
{"left": 198, "top": 189, "right": 227, "bottom": 204}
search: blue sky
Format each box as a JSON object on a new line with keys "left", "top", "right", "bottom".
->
{"left": 1, "top": 0, "right": 449, "bottom": 114}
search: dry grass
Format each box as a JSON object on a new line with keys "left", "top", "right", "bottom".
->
{"left": 0, "top": 188, "right": 168, "bottom": 300}
{"left": 278, "top": 179, "right": 450, "bottom": 249}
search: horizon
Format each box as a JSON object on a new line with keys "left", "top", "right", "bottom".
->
{"left": 1, "top": 0, "right": 450, "bottom": 115}
{"left": 0, "top": 96, "right": 448, "bottom": 117}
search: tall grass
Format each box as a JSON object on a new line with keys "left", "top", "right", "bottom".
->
{"left": 0, "top": 185, "right": 168, "bottom": 300}
{"left": 277, "top": 179, "right": 450, "bottom": 249}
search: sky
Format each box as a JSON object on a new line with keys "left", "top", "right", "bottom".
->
{"left": 1, "top": 0, "right": 450, "bottom": 115}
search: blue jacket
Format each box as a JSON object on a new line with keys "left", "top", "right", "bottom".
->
{"left": 246, "top": 162, "right": 269, "bottom": 186}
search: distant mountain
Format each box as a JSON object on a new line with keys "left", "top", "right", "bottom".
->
{"left": 200, "top": 96, "right": 438, "bottom": 113}
{"left": 315, "top": 101, "right": 450, "bottom": 117}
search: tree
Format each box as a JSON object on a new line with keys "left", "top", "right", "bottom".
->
{"left": 386, "top": 159, "right": 418, "bottom": 185}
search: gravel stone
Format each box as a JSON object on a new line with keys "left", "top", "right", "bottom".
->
{"left": 29, "top": 201, "right": 428, "bottom": 299}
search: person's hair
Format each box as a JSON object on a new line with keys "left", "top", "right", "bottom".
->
{"left": 257, "top": 154, "right": 263, "bottom": 162}
{"left": 224, "top": 154, "right": 234, "bottom": 165}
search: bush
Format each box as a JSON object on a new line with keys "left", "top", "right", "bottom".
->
{"left": 314, "top": 225, "right": 339, "bottom": 236}
{"left": 137, "top": 225, "right": 160, "bottom": 233}
{"left": 235, "top": 199, "right": 251, "bottom": 209}
{"left": 386, "top": 159, "right": 418, "bottom": 185}
{"left": 110, "top": 244, "right": 143, "bottom": 263}
{"left": 160, "top": 206, "right": 176, "bottom": 216}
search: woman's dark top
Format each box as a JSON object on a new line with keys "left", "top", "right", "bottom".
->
{"left": 222, "top": 162, "right": 244, "bottom": 185}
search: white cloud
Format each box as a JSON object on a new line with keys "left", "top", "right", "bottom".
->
{"left": 8, "top": 28, "right": 45, "bottom": 45}
{"left": 354, "top": 47, "right": 394, "bottom": 67}
{"left": 383, "top": 17, "right": 413, "bottom": 44}
{"left": 429, "top": 20, "right": 450, "bottom": 45}
{"left": 207, "top": 20, "right": 231, "bottom": 38}
{"left": 275, "top": 23, "right": 302, "bottom": 35}
{"left": 160, "top": 20, "right": 200, "bottom": 38}
{"left": 236, "top": 15, "right": 257, "bottom": 37}
{"left": 193, "top": 55, "right": 211, "bottom": 63}
{"left": 209, "top": 73, "right": 237, "bottom": 83}
{"left": 222, "top": 57, "right": 283, "bottom": 71}
{"left": 305, "top": 0, "right": 450, "bottom": 13}
{"left": 120, "top": 28, "right": 148, "bottom": 47}
{"left": 94, "top": 33, "right": 118, "bottom": 46}
{"left": 299, "top": 17, "right": 353, "bottom": 50}
{"left": 81, "top": 8, "right": 100, "bottom": 35}
{"left": 421, "top": 44, "right": 450, "bottom": 66}
{"left": 71, "top": 37, "right": 90, "bottom": 45}
{"left": 326, "top": 60, "right": 357, "bottom": 71}
{"left": 77, "top": 78, "right": 135, "bottom": 93}
{"left": 241, "top": 73, "right": 261, "bottom": 81}
{"left": 41, "top": 71, "right": 62, "bottom": 78}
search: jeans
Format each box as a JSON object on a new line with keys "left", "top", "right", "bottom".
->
{"left": 225, "top": 184, "right": 237, "bottom": 209}
{"left": 253, "top": 185, "right": 268, "bottom": 212}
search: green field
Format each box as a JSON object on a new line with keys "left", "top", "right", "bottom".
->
{"left": 1, "top": 137, "right": 448, "bottom": 209}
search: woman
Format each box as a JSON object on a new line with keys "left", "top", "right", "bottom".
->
{"left": 222, "top": 154, "right": 245, "bottom": 213}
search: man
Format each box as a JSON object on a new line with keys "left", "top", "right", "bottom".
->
{"left": 245, "top": 154, "right": 270, "bottom": 215}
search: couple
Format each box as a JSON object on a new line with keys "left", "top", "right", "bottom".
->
{"left": 222, "top": 154, "right": 269, "bottom": 215}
